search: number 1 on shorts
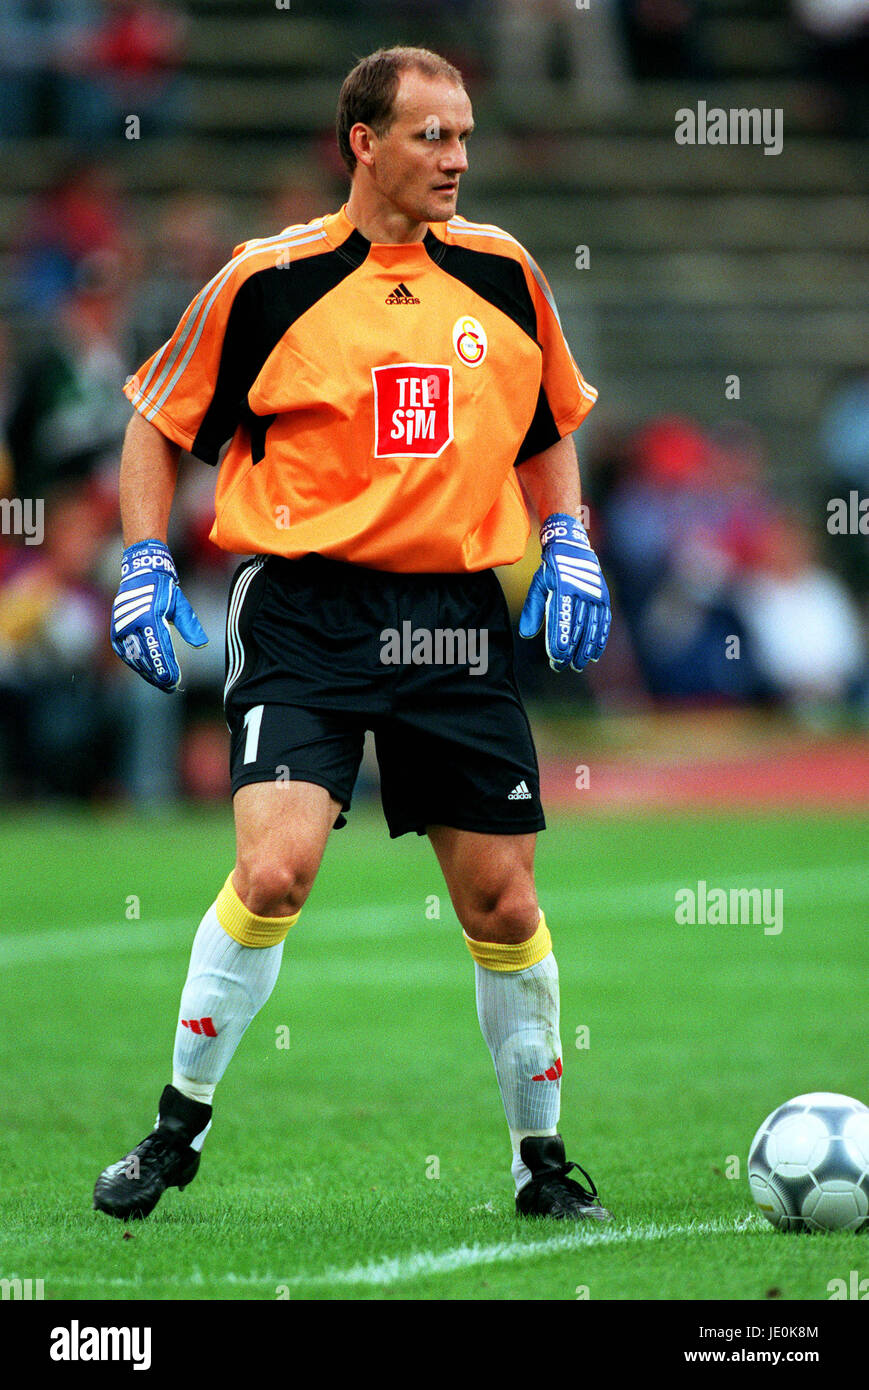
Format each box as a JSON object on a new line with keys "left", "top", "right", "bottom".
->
{"left": 242, "top": 704, "right": 264, "bottom": 764}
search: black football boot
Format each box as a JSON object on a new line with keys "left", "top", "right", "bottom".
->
{"left": 516, "top": 1135, "right": 612, "bottom": 1221}
{"left": 93, "top": 1084, "right": 211, "bottom": 1220}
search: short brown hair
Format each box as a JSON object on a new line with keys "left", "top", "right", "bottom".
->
{"left": 336, "top": 46, "right": 465, "bottom": 177}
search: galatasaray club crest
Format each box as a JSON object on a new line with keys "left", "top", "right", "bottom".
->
{"left": 452, "top": 316, "right": 487, "bottom": 368}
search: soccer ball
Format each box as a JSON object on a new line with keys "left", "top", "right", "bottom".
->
{"left": 748, "top": 1092, "right": 869, "bottom": 1232}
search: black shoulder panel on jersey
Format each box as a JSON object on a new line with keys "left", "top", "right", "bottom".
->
{"left": 427, "top": 240, "right": 538, "bottom": 343}
{"left": 513, "top": 383, "right": 561, "bottom": 466}
{"left": 430, "top": 240, "right": 563, "bottom": 467}
{"left": 191, "top": 246, "right": 361, "bottom": 466}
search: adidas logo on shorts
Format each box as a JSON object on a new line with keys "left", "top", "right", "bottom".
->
{"left": 508, "top": 780, "right": 532, "bottom": 801}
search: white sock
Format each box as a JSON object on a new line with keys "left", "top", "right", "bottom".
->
{"left": 172, "top": 901, "right": 284, "bottom": 1111}
{"left": 509, "top": 1125, "right": 559, "bottom": 1192}
{"left": 473, "top": 951, "right": 563, "bottom": 1192}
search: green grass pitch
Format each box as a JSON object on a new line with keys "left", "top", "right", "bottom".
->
{"left": 1, "top": 804, "right": 866, "bottom": 1301}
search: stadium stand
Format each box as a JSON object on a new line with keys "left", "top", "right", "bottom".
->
{"left": 0, "top": 0, "right": 865, "bottom": 487}
{"left": 0, "top": 0, "right": 865, "bottom": 800}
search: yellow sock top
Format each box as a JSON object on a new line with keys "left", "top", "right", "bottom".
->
{"left": 216, "top": 874, "right": 300, "bottom": 947}
{"left": 463, "top": 911, "right": 552, "bottom": 972}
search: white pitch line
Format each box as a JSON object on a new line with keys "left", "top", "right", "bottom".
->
{"left": 2, "top": 861, "right": 866, "bottom": 967}
{"left": 0, "top": 919, "right": 193, "bottom": 966}
{"left": 279, "top": 1217, "right": 765, "bottom": 1288}
{"left": 45, "top": 1217, "right": 764, "bottom": 1293}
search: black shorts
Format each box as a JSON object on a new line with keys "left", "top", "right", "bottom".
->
{"left": 224, "top": 554, "right": 545, "bottom": 839}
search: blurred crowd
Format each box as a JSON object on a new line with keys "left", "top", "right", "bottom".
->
{"left": 2, "top": 2, "right": 868, "bottom": 140}
{"left": 0, "top": 1, "right": 866, "bottom": 803}
{"left": 580, "top": 406, "right": 869, "bottom": 711}
{"left": 0, "top": 156, "right": 865, "bottom": 804}
{"left": 0, "top": 0, "right": 186, "bottom": 142}
{"left": 0, "top": 165, "right": 329, "bottom": 803}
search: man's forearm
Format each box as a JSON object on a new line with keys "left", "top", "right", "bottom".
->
{"left": 515, "top": 432, "right": 581, "bottom": 526}
{"left": 119, "top": 411, "right": 182, "bottom": 546}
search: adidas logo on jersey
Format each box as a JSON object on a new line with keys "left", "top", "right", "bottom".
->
{"left": 385, "top": 282, "right": 420, "bottom": 305}
{"left": 508, "top": 780, "right": 532, "bottom": 800}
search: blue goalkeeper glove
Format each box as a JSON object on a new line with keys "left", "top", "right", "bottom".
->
{"left": 519, "top": 513, "right": 611, "bottom": 672}
{"left": 110, "top": 538, "right": 208, "bottom": 692}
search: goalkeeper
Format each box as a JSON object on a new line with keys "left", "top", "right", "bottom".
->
{"left": 95, "top": 45, "right": 612, "bottom": 1224}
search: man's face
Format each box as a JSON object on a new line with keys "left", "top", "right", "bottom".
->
{"left": 357, "top": 71, "right": 474, "bottom": 225}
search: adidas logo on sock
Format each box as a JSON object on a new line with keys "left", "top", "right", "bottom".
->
{"left": 181, "top": 1017, "right": 217, "bottom": 1036}
{"left": 508, "top": 780, "right": 532, "bottom": 800}
{"left": 385, "top": 282, "right": 420, "bottom": 305}
{"left": 532, "top": 1056, "right": 563, "bottom": 1081}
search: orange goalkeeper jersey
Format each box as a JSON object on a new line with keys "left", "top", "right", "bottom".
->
{"left": 124, "top": 204, "right": 597, "bottom": 572}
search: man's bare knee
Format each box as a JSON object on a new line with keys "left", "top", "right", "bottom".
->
{"left": 460, "top": 886, "right": 539, "bottom": 944}
{"left": 232, "top": 856, "right": 316, "bottom": 918}
{"left": 231, "top": 779, "right": 338, "bottom": 918}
